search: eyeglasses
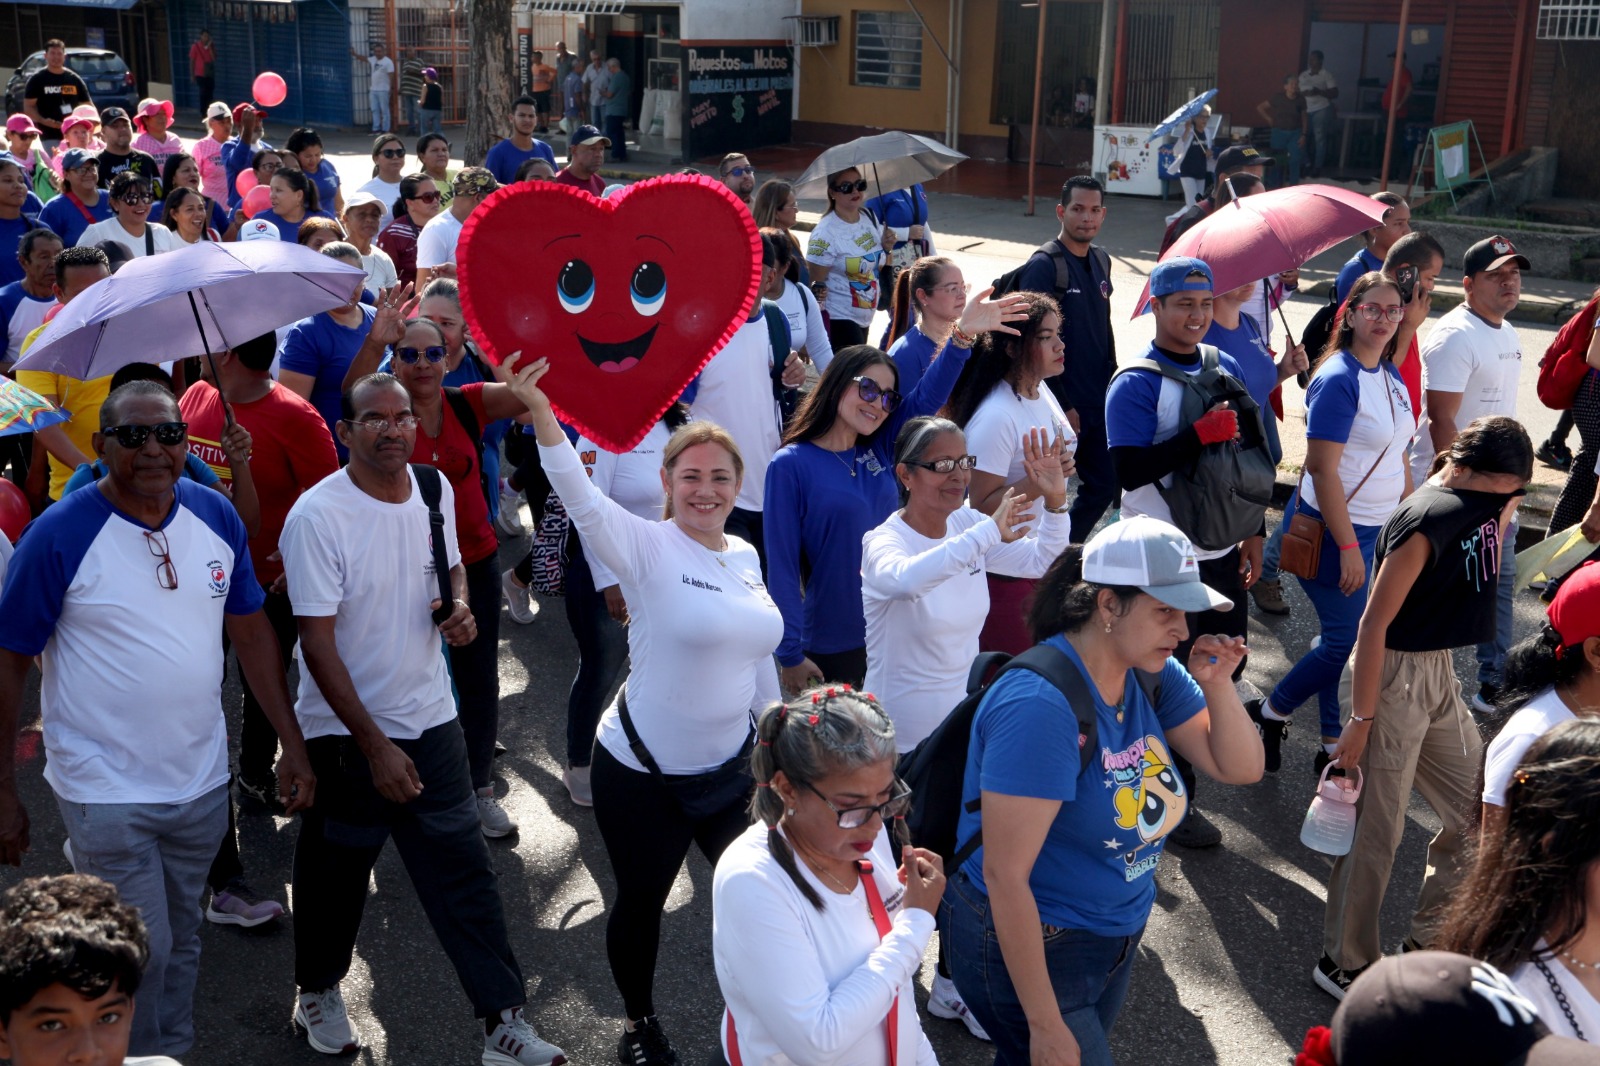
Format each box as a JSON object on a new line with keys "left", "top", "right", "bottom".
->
{"left": 908, "top": 454, "right": 978, "bottom": 474}
{"left": 1354, "top": 302, "right": 1406, "bottom": 323}
{"left": 12, "top": 131, "right": 37, "bottom": 140}
{"left": 803, "top": 780, "right": 912, "bottom": 829}
{"left": 724, "top": 165, "right": 755, "bottom": 178}
{"left": 853, "top": 376, "right": 902, "bottom": 413}
{"left": 344, "top": 414, "right": 419, "bottom": 434}
{"left": 409, "top": 189, "right": 442, "bottom": 203}
{"left": 103, "top": 421, "right": 187, "bottom": 448}
{"left": 395, "top": 345, "right": 447, "bottom": 364}
{"left": 831, "top": 180, "right": 869, "bottom": 194}
{"left": 145, "top": 528, "right": 178, "bottom": 591}
{"left": 117, "top": 192, "right": 152, "bottom": 206}
{"left": 931, "top": 281, "right": 970, "bottom": 296}
{"left": 378, "top": 148, "right": 406, "bottom": 159}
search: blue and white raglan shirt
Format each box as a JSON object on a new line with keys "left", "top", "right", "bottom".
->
{"left": 0, "top": 479, "right": 263, "bottom": 805}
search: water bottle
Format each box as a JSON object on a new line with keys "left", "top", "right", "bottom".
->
{"left": 1301, "top": 763, "right": 1363, "bottom": 856}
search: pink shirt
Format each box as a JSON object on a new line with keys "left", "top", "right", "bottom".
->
{"left": 132, "top": 131, "right": 184, "bottom": 166}
{"left": 192, "top": 136, "right": 227, "bottom": 203}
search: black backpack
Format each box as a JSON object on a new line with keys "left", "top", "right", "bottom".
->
{"left": 992, "top": 239, "right": 1112, "bottom": 299}
{"left": 900, "top": 644, "right": 1161, "bottom": 871}
{"left": 1109, "top": 344, "right": 1276, "bottom": 552}
{"left": 1297, "top": 287, "right": 1341, "bottom": 389}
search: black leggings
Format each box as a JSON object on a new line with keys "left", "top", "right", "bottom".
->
{"left": 590, "top": 742, "right": 750, "bottom": 1021}
{"left": 828, "top": 318, "right": 868, "bottom": 351}
{"left": 451, "top": 555, "right": 503, "bottom": 790}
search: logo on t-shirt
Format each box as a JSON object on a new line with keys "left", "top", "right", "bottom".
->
{"left": 1103, "top": 733, "right": 1188, "bottom": 882}
{"left": 206, "top": 559, "right": 229, "bottom": 597}
{"left": 1461, "top": 519, "right": 1502, "bottom": 592}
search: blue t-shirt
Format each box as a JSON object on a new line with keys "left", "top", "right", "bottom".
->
{"left": 1335, "top": 247, "right": 1383, "bottom": 305}
{"left": 252, "top": 208, "right": 336, "bottom": 244}
{"left": 887, "top": 323, "right": 939, "bottom": 395}
{"left": 1104, "top": 342, "right": 1248, "bottom": 447}
{"left": 278, "top": 306, "right": 377, "bottom": 459}
{"left": 39, "top": 192, "right": 113, "bottom": 247}
{"left": 957, "top": 636, "right": 1206, "bottom": 936}
{"left": 0, "top": 215, "right": 40, "bottom": 287}
{"left": 762, "top": 340, "right": 973, "bottom": 665}
{"left": 1203, "top": 316, "right": 1275, "bottom": 412}
{"left": 220, "top": 138, "right": 273, "bottom": 209}
{"left": 302, "top": 159, "right": 341, "bottom": 212}
{"left": 483, "top": 138, "right": 558, "bottom": 185}
{"left": 63, "top": 454, "right": 220, "bottom": 496}
{"left": 1014, "top": 244, "right": 1115, "bottom": 422}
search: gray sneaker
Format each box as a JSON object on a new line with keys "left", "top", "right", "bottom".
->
{"left": 1251, "top": 578, "right": 1290, "bottom": 615}
{"left": 477, "top": 786, "right": 518, "bottom": 838}
{"left": 502, "top": 568, "right": 540, "bottom": 625}
{"left": 484, "top": 1007, "right": 567, "bottom": 1065}
{"left": 295, "top": 985, "right": 361, "bottom": 1055}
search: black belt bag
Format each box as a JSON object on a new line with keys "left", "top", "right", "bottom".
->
{"left": 617, "top": 691, "right": 755, "bottom": 821}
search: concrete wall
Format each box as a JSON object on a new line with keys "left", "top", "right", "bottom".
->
{"left": 1420, "top": 217, "right": 1599, "bottom": 281}
{"left": 681, "top": 0, "right": 792, "bottom": 42}
{"left": 1542, "top": 40, "right": 1600, "bottom": 199}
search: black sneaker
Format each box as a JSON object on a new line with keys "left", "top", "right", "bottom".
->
{"left": 1169, "top": 808, "right": 1222, "bottom": 849}
{"left": 618, "top": 1017, "right": 679, "bottom": 1066}
{"left": 1313, "top": 954, "right": 1368, "bottom": 1001}
{"left": 1246, "top": 699, "right": 1286, "bottom": 773}
{"left": 236, "top": 772, "right": 281, "bottom": 812}
{"left": 1536, "top": 440, "right": 1572, "bottom": 471}
{"left": 1313, "top": 749, "right": 1332, "bottom": 778}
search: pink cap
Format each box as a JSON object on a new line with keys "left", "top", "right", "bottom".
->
{"left": 6, "top": 114, "right": 41, "bottom": 135}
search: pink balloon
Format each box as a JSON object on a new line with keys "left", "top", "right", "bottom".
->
{"left": 235, "top": 169, "right": 258, "bottom": 196}
{"left": 252, "top": 72, "right": 288, "bottom": 108}
{"left": 241, "top": 185, "right": 273, "bottom": 219}
{"left": 0, "top": 478, "right": 28, "bottom": 544}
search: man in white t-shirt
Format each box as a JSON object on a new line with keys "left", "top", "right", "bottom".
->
{"left": 0, "top": 380, "right": 315, "bottom": 1060}
{"left": 1413, "top": 234, "right": 1529, "bottom": 711}
{"left": 277, "top": 372, "right": 565, "bottom": 1066}
{"left": 415, "top": 167, "right": 498, "bottom": 290}
{"left": 1298, "top": 50, "right": 1338, "bottom": 176}
{"left": 352, "top": 43, "right": 396, "bottom": 134}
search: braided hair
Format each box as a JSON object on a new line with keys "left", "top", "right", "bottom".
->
{"left": 750, "top": 684, "right": 903, "bottom": 912}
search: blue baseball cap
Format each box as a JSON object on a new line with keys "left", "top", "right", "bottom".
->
{"left": 1149, "top": 257, "right": 1214, "bottom": 297}
{"left": 59, "top": 148, "right": 94, "bottom": 172}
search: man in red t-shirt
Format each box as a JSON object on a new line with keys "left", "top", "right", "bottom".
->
{"left": 1380, "top": 229, "right": 1444, "bottom": 418}
{"left": 181, "top": 332, "right": 338, "bottom": 813}
{"left": 553, "top": 125, "right": 608, "bottom": 196}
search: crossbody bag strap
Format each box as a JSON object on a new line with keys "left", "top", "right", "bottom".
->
{"left": 1342, "top": 374, "right": 1397, "bottom": 506}
{"left": 616, "top": 689, "right": 756, "bottom": 785}
{"left": 857, "top": 860, "right": 900, "bottom": 1066}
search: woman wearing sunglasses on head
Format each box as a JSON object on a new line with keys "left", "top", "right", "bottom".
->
{"left": 378, "top": 174, "right": 444, "bottom": 292}
{"left": 764, "top": 288, "right": 1028, "bottom": 695}
{"left": 75, "top": 172, "right": 181, "bottom": 257}
{"left": 806, "top": 167, "right": 895, "bottom": 351}
{"left": 713, "top": 687, "right": 945, "bottom": 1066}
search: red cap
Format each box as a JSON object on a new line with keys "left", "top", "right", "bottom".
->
{"left": 232, "top": 102, "right": 265, "bottom": 124}
{"left": 1549, "top": 561, "right": 1600, "bottom": 649}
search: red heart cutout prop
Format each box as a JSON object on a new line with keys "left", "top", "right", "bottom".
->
{"left": 457, "top": 174, "right": 760, "bottom": 453}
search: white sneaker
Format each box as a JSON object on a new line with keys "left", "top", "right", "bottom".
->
{"left": 483, "top": 1006, "right": 567, "bottom": 1065}
{"left": 502, "top": 568, "right": 539, "bottom": 625}
{"left": 477, "top": 786, "right": 518, "bottom": 838}
{"left": 495, "top": 485, "right": 528, "bottom": 539}
{"left": 294, "top": 985, "right": 362, "bottom": 1055}
{"left": 929, "top": 974, "right": 991, "bottom": 1041}
{"left": 562, "top": 765, "right": 593, "bottom": 807}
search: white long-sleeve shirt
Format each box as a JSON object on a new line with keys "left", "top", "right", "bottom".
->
{"left": 774, "top": 278, "right": 834, "bottom": 372}
{"left": 574, "top": 421, "right": 670, "bottom": 590}
{"left": 862, "top": 506, "right": 1071, "bottom": 748}
{"left": 714, "top": 823, "right": 937, "bottom": 1066}
{"left": 541, "top": 438, "right": 782, "bottom": 774}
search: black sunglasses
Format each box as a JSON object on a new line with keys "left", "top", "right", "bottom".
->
{"left": 104, "top": 421, "right": 187, "bottom": 448}
{"left": 853, "top": 376, "right": 901, "bottom": 413}
{"left": 908, "top": 454, "right": 978, "bottom": 474}
{"left": 831, "top": 180, "right": 869, "bottom": 194}
{"left": 378, "top": 147, "right": 406, "bottom": 159}
{"left": 396, "top": 345, "right": 447, "bottom": 364}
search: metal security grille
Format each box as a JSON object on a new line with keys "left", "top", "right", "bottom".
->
{"left": 1537, "top": 0, "right": 1600, "bottom": 38}
{"left": 854, "top": 10, "right": 922, "bottom": 89}
{"left": 1120, "top": 0, "right": 1220, "bottom": 125}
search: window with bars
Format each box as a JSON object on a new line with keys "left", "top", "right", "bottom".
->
{"left": 854, "top": 11, "right": 921, "bottom": 89}
{"left": 1537, "top": 1, "right": 1600, "bottom": 39}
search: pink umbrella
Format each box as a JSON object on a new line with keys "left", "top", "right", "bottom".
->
{"left": 1129, "top": 183, "right": 1392, "bottom": 320}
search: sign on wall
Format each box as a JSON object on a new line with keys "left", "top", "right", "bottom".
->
{"left": 684, "top": 45, "right": 793, "bottom": 160}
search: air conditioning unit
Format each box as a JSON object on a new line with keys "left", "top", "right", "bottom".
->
{"left": 791, "top": 15, "right": 840, "bottom": 47}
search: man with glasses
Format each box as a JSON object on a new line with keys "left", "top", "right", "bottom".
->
{"left": 277, "top": 372, "right": 566, "bottom": 1065}
{"left": 0, "top": 378, "right": 315, "bottom": 1060}
{"left": 719, "top": 152, "right": 756, "bottom": 205}
{"left": 92, "top": 107, "right": 161, "bottom": 196}
{"left": 483, "top": 96, "right": 556, "bottom": 186}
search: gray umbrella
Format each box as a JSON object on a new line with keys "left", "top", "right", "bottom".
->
{"left": 791, "top": 131, "right": 967, "bottom": 202}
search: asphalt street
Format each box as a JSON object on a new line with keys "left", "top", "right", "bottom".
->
{"left": 0, "top": 138, "right": 1574, "bottom": 1066}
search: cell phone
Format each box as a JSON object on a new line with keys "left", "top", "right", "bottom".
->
{"left": 1395, "top": 264, "right": 1418, "bottom": 305}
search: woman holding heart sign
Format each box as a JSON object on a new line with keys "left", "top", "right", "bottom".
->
{"left": 504, "top": 349, "right": 782, "bottom": 1066}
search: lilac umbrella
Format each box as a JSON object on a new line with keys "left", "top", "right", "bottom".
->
{"left": 12, "top": 240, "right": 367, "bottom": 380}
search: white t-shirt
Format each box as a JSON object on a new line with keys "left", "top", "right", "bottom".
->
{"left": 1512, "top": 952, "right": 1600, "bottom": 1043}
{"left": 542, "top": 439, "right": 782, "bottom": 774}
{"left": 1302, "top": 353, "right": 1414, "bottom": 527}
{"left": 5, "top": 290, "right": 52, "bottom": 363}
{"left": 1482, "top": 687, "right": 1576, "bottom": 806}
{"left": 862, "top": 507, "right": 1071, "bottom": 748}
{"left": 279, "top": 466, "right": 462, "bottom": 741}
{"left": 575, "top": 420, "right": 670, "bottom": 589}
{"left": 775, "top": 278, "right": 834, "bottom": 371}
{"left": 1412, "top": 304, "right": 1524, "bottom": 485}
{"left": 962, "top": 382, "right": 1076, "bottom": 576}
{"left": 358, "top": 176, "right": 403, "bottom": 228}
{"left": 359, "top": 246, "right": 398, "bottom": 292}
{"left": 806, "top": 212, "right": 885, "bottom": 328}
{"left": 367, "top": 55, "right": 396, "bottom": 93}
{"left": 415, "top": 209, "right": 464, "bottom": 270}
{"left": 713, "top": 823, "right": 937, "bottom": 1066}
{"left": 76, "top": 217, "right": 182, "bottom": 257}
{"left": 1299, "top": 68, "right": 1337, "bottom": 113}
{"left": 691, "top": 308, "right": 783, "bottom": 512}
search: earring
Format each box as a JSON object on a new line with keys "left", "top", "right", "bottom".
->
{"left": 786, "top": 808, "right": 796, "bottom": 816}
{"left": 1104, "top": 621, "right": 1112, "bottom": 633}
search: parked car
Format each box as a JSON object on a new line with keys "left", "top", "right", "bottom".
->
{"left": 5, "top": 48, "right": 138, "bottom": 120}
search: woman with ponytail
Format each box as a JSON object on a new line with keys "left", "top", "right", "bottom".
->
{"left": 885, "top": 256, "right": 967, "bottom": 393}
{"left": 759, "top": 225, "right": 833, "bottom": 372}
{"left": 1479, "top": 561, "right": 1600, "bottom": 828}
{"left": 713, "top": 686, "right": 944, "bottom": 1066}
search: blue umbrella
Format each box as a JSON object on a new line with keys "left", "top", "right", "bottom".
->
{"left": 1146, "top": 89, "right": 1218, "bottom": 146}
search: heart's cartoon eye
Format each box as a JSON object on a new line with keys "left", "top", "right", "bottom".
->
{"left": 558, "top": 259, "right": 595, "bottom": 314}
{"left": 631, "top": 262, "right": 666, "bottom": 317}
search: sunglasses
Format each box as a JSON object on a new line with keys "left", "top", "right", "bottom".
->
{"left": 117, "top": 193, "right": 152, "bottom": 206}
{"left": 803, "top": 780, "right": 912, "bottom": 830}
{"left": 908, "top": 454, "right": 978, "bottom": 474}
{"left": 724, "top": 165, "right": 755, "bottom": 178}
{"left": 1354, "top": 302, "right": 1406, "bottom": 323}
{"left": 395, "top": 345, "right": 447, "bottom": 364}
{"left": 853, "top": 376, "right": 901, "bottom": 413}
{"left": 409, "top": 189, "right": 442, "bottom": 203}
{"left": 344, "top": 414, "right": 419, "bottom": 433}
{"left": 378, "top": 147, "right": 406, "bottom": 159}
{"left": 104, "top": 421, "right": 187, "bottom": 448}
{"left": 831, "top": 180, "right": 869, "bottom": 194}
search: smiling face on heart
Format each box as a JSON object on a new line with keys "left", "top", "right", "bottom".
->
{"left": 457, "top": 175, "right": 760, "bottom": 453}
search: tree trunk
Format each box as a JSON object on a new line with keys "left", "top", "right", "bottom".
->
{"left": 466, "top": 0, "right": 513, "bottom": 166}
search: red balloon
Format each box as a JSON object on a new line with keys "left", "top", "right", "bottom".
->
{"left": 0, "top": 478, "right": 29, "bottom": 544}
{"left": 252, "top": 72, "right": 288, "bottom": 108}
{"left": 241, "top": 185, "right": 272, "bottom": 219}
{"left": 235, "top": 169, "right": 258, "bottom": 196}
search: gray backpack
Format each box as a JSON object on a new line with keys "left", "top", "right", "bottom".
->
{"left": 1112, "top": 345, "right": 1276, "bottom": 551}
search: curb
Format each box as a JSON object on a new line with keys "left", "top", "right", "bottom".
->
{"left": 1301, "top": 279, "right": 1581, "bottom": 327}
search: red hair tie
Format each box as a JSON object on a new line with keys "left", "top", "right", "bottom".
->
{"left": 755, "top": 781, "right": 772, "bottom": 788}
{"left": 808, "top": 714, "right": 820, "bottom": 725}
{"left": 757, "top": 739, "right": 771, "bottom": 747}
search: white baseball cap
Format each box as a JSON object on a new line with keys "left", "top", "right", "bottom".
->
{"left": 205, "top": 101, "right": 232, "bottom": 121}
{"left": 1082, "top": 516, "right": 1233, "bottom": 613}
{"left": 239, "top": 218, "right": 279, "bottom": 242}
